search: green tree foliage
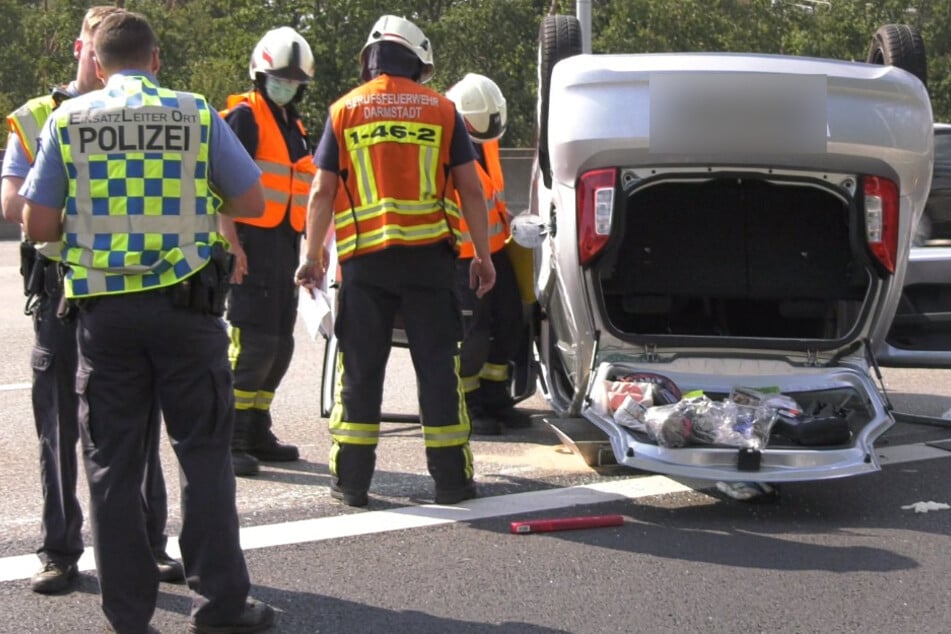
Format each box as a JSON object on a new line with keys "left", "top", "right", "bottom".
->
{"left": 4, "top": 0, "right": 951, "bottom": 149}
{"left": 429, "top": 0, "right": 551, "bottom": 146}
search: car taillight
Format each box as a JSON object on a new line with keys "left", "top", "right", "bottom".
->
{"left": 863, "top": 176, "right": 899, "bottom": 274}
{"left": 577, "top": 168, "right": 617, "bottom": 265}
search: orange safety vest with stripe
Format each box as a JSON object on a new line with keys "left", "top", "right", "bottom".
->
{"left": 222, "top": 91, "right": 314, "bottom": 231}
{"left": 457, "top": 139, "right": 508, "bottom": 259}
{"left": 329, "top": 75, "right": 463, "bottom": 263}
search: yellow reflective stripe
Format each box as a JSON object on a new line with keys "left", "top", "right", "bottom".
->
{"left": 328, "top": 421, "right": 380, "bottom": 446}
{"left": 350, "top": 219, "right": 452, "bottom": 252}
{"left": 292, "top": 192, "right": 309, "bottom": 208}
{"left": 67, "top": 213, "right": 218, "bottom": 237}
{"left": 263, "top": 188, "right": 288, "bottom": 204}
{"left": 480, "top": 363, "right": 509, "bottom": 382}
{"left": 334, "top": 197, "right": 455, "bottom": 257}
{"left": 256, "top": 159, "right": 291, "bottom": 176}
{"left": 228, "top": 324, "right": 241, "bottom": 369}
{"left": 424, "top": 353, "right": 470, "bottom": 448}
{"left": 351, "top": 146, "right": 377, "bottom": 205}
{"left": 461, "top": 375, "right": 481, "bottom": 393}
{"left": 292, "top": 171, "right": 313, "bottom": 186}
{"left": 419, "top": 143, "right": 437, "bottom": 199}
{"left": 422, "top": 422, "right": 471, "bottom": 448}
{"left": 463, "top": 444, "right": 474, "bottom": 480}
{"left": 254, "top": 392, "right": 274, "bottom": 410}
{"left": 328, "top": 349, "right": 379, "bottom": 446}
{"left": 329, "top": 442, "right": 342, "bottom": 475}
{"left": 346, "top": 198, "right": 446, "bottom": 220}
{"left": 234, "top": 388, "right": 256, "bottom": 411}
{"left": 257, "top": 159, "right": 293, "bottom": 205}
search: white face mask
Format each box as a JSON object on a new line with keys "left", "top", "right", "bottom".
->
{"left": 264, "top": 76, "right": 300, "bottom": 106}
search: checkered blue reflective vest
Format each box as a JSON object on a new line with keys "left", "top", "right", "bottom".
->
{"left": 54, "top": 74, "right": 223, "bottom": 298}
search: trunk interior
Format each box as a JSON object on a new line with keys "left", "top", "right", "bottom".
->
{"left": 595, "top": 176, "right": 873, "bottom": 341}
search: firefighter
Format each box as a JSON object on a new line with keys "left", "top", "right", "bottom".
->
{"left": 219, "top": 27, "right": 316, "bottom": 476}
{"left": 295, "top": 15, "right": 496, "bottom": 507}
{"left": 447, "top": 73, "right": 525, "bottom": 435}
{"left": 19, "top": 12, "right": 274, "bottom": 632}
{"left": 1, "top": 4, "right": 182, "bottom": 593}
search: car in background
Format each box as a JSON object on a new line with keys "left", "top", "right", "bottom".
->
{"left": 876, "top": 122, "right": 951, "bottom": 367}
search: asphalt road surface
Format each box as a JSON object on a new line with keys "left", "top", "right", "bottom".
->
{"left": 0, "top": 240, "right": 949, "bottom": 634}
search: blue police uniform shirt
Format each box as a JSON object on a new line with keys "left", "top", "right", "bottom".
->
{"left": 312, "top": 109, "right": 477, "bottom": 173}
{"left": 1, "top": 134, "right": 30, "bottom": 180}
{"left": 1, "top": 83, "right": 79, "bottom": 180}
{"left": 20, "top": 71, "right": 261, "bottom": 208}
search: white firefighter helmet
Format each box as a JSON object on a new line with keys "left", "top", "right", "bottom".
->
{"left": 359, "top": 15, "right": 434, "bottom": 84}
{"left": 446, "top": 73, "right": 507, "bottom": 142}
{"left": 249, "top": 27, "right": 315, "bottom": 82}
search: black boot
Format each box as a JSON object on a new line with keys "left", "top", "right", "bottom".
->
{"left": 248, "top": 410, "right": 299, "bottom": 462}
{"left": 427, "top": 446, "right": 477, "bottom": 504}
{"left": 231, "top": 410, "right": 260, "bottom": 477}
{"left": 330, "top": 444, "right": 376, "bottom": 507}
{"left": 466, "top": 389, "right": 501, "bottom": 436}
{"left": 481, "top": 378, "right": 516, "bottom": 413}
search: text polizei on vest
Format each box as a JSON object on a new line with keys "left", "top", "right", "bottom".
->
{"left": 68, "top": 109, "right": 198, "bottom": 153}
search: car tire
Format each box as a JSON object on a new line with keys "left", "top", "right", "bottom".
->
{"left": 866, "top": 24, "right": 927, "bottom": 88}
{"left": 538, "top": 14, "right": 583, "bottom": 188}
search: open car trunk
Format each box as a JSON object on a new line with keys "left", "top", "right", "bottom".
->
{"left": 597, "top": 173, "right": 871, "bottom": 342}
{"left": 526, "top": 51, "right": 935, "bottom": 483}
{"left": 569, "top": 171, "right": 898, "bottom": 482}
{"left": 578, "top": 358, "right": 892, "bottom": 482}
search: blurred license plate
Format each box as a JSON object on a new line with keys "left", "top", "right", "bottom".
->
{"left": 649, "top": 71, "right": 828, "bottom": 154}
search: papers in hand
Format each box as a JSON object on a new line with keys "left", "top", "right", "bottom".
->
{"left": 298, "top": 286, "right": 334, "bottom": 340}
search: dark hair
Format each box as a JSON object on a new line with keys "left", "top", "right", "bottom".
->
{"left": 93, "top": 11, "right": 158, "bottom": 71}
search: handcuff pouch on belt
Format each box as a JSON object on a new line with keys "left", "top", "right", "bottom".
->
{"left": 171, "top": 243, "right": 234, "bottom": 316}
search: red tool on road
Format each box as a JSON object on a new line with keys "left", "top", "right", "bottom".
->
{"left": 510, "top": 514, "right": 624, "bottom": 534}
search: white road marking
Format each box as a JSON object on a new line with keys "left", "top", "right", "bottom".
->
{"left": 0, "top": 383, "right": 30, "bottom": 392}
{"left": 0, "top": 441, "right": 948, "bottom": 583}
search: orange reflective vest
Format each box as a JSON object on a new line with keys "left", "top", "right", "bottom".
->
{"left": 329, "top": 75, "right": 463, "bottom": 262}
{"left": 457, "top": 139, "right": 508, "bottom": 259}
{"left": 222, "top": 91, "right": 314, "bottom": 231}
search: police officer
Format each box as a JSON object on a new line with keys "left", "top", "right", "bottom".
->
{"left": 0, "top": 4, "right": 182, "bottom": 594}
{"left": 296, "top": 15, "right": 495, "bottom": 508}
{"left": 446, "top": 73, "right": 526, "bottom": 436}
{"left": 20, "top": 12, "right": 274, "bottom": 633}
{"left": 218, "top": 27, "right": 316, "bottom": 476}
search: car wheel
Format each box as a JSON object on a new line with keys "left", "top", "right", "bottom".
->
{"left": 538, "top": 14, "right": 582, "bottom": 188}
{"left": 866, "top": 24, "right": 927, "bottom": 88}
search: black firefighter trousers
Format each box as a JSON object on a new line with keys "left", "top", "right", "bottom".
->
{"left": 330, "top": 244, "right": 473, "bottom": 495}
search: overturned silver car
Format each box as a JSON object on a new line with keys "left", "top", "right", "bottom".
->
{"left": 512, "top": 16, "right": 938, "bottom": 482}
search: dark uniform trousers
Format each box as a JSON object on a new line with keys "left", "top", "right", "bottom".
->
{"left": 226, "top": 217, "right": 299, "bottom": 445}
{"left": 332, "top": 244, "right": 472, "bottom": 493}
{"left": 455, "top": 248, "right": 523, "bottom": 407}
{"left": 76, "top": 287, "right": 249, "bottom": 632}
{"left": 30, "top": 257, "right": 169, "bottom": 569}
